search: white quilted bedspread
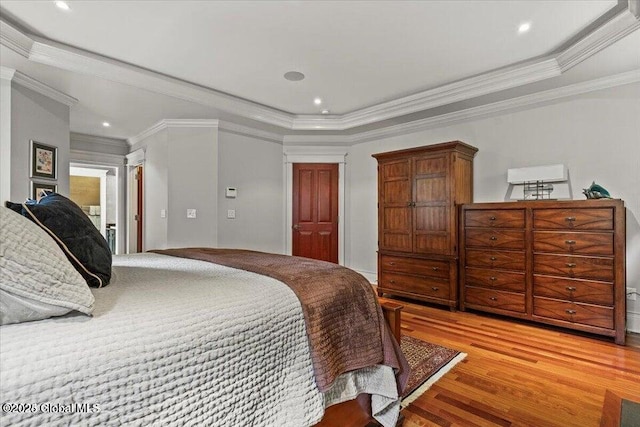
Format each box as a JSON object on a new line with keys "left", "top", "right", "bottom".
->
{"left": 0, "top": 253, "right": 399, "bottom": 426}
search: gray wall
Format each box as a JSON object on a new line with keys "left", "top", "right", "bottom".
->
{"left": 345, "top": 82, "right": 640, "bottom": 331}
{"left": 166, "top": 127, "right": 218, "bottom": 248}
{"left": 10, "top": 84, "right": 70, "bottom": 201}
{"left": 218, "top": 131, "right": 284, "bottom": 253}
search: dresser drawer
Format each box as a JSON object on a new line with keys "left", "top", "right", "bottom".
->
{"left": 533, "top": 231, "right": 613, "bottom": 255}
{"left": 465, "top": 209, "right": 525, "bottom": 229}
{"left": 533, "top": 275, "right": 613, "bottom": 306}
{"left": 466, "top": 249, "right": 525, "bottom": 271}
{"left": 465, "top": 287, "right": 525, "bottom": 313}
{"left": 379, "top": 272, "right": 450, "bottom": 299}
{"left": 465, "top": 229, "right": 525, "bottom": 250}
{"left": 465, "top": 268, "right": 525, "bottom": 292}
{"left": 534, "top": 254, "right": 614, "bottom": 282}
{"left": 533, "top": 297, "right": 613, "bottom": 329}
{"left": 533, "top": 208, "right": 613, "bottom": 230}
{"left": 380, "top": 255, "right": 449, "bottom": 279}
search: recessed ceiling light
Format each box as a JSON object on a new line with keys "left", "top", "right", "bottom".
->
{"left": 313, "top": 97, "right": 322, "bottom": 105}
{"left": 102, "top": 122, "right": 111, "bottom": 127}
{"left": 518, "top": 22, "right": 531, "bottom": 34}
{"left": 55, "top": 1, "right": 70, "bottom": 11}
{"left": 321, "top": 109, "right": 330, "bottom": 115}
{"left": 284, "top": 71, "right": 305, "bottom": 81}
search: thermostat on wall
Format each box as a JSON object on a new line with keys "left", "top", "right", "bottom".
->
{"left": 225, "top": 187, "right": 237, "bottom": 198}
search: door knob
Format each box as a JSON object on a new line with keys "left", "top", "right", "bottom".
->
{"left": 292, "top": 224, "right": 301, "bottom": 230}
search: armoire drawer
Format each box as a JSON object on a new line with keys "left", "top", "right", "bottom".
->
{"left": 533, "top": 297, "right": 613, "bottom": 329}
{"left": 380, "top": 255, "right": 449, "bottom": 279}
{"left": 464, "top": 286, "right": 525, "bottom": 313}
{"left": 465, "top": 268, "right": 525, "bottom": 292}
{"left": 465, "top": 249, "right": 525, "bottom": 271}
{"left": 379, "top": 272, "right": 450, "bottom": 299}
{"left": 465, "top": 229, "right": 525, "bottom": 250}
{"left": 533, "top": 208, "right": 613, "bottom": 230}
{"left": 533, "top": 275, "right": 613, "bottom": 306}
{"left": 534, "top": 254, "right": 614, "bottom": 282}
{"left": 464, "top": 209, "right": 525, "bottom": 229}
{"left": 533, "top": 231, "right": 613, "bottom": 256}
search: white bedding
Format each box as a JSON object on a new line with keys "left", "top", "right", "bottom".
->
{"left": 0, "top": 253, "right": 399, "bottom": 426}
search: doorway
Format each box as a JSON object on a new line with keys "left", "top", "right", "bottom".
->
{"left": 128, "top": 164, "right": 144, "bottom": 253}
{"left": 292, "top": 163, "right": 339, "bottom": 263}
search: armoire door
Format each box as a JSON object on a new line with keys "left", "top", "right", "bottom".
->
{"left": 292, "top": 163, "right": 339, "bottom": 263}
{"left": 378, "top": 158, "right": 413, "bottom": 252}
{"left": 413, "top": 153, "right": 450, "bottom": 255}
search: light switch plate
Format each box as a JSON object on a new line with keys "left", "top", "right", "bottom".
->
{"left": 187, "top": 209, "right": 197, "bottom": 219}
{"left": 227, "top": 209, "right": 236, "bottom": 219}
{"left": 160, "top": 209, "right": 166, "bottom": 218}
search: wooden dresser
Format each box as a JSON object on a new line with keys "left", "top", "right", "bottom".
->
{"left": 459, "top": 200, "right": 626, "bottom": 344}
{"left": 373, "top": 141, "right": 478, "bottom": 309}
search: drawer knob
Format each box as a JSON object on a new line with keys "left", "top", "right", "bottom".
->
{"left": 390, "top": 280, "right": 396, "bottom": 284}
{"left": 490, "top": 256, "right": 497, "bottom": 261}
{"left": 566, "top": 286, "right": 577, "bottom": 291}
{"left": 565, "top": 217, "right": 576, "bottom": 222}
{"left": 489, "top": 216, "right": 496, "bottom": 221}
{"left": 489, "top": 297, "right": 498, "bottom": 301}
{"left": 490, "top": 236, "right": 498, "bottom": 241}
{"left": 432, "top": 267, "right": 439, "bottom": 271}
{"left": 566, "top": 263, "right": 577, "bottom": 268}
{"left": 431, "top": 287, "right": 439, "bottom": 291}
{"left": 565, "top": 240, "right": 576, "bottom": 245}
{"left": 565, "top": 309, "right": 577, "bottom": 315}
{"left": 490, "top": 276, "right": 497, "bottom": 281}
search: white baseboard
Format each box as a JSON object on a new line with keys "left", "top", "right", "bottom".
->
{"left": 628, "top": 311, "right": 640, "bottom": 334}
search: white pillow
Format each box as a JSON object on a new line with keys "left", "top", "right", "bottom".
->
{"left": 0, "top": 206, "right": 95, "bottom": 325}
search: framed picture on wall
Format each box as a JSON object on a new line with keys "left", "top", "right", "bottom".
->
{"left": 31, "top": 181, "right": 57, "bottom": 202}
{"left": 30, "top": 140, "right": 57, "bottom": 180}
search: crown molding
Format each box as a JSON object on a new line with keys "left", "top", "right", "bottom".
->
{"left": 0, "top": 19, "right": 33, "bottom": 57}
{"left": 294, "top": 57, "right": 562, "bottom": 131}
{"left": 282, "top": 134, "right": 353, "bottom": 146}
{"left": 348, "top": 69, "right": 640, "bottom": 144}
{"left": 0, "top": 66, "right": 16, "bottom": 81}
{"left": 10, "top": 69, "right": 78, "bottom": 106}
{"left": 127, "top": 118, "right": 283, "bottom": 146}
{"left": 1, "top": 3, "right": 638, "bottom": 131}
{"left": 557, "top": 4, "right": 640, "bottom": 71}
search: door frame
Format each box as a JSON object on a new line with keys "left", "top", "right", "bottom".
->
{"left": 125, "top": 149, "right": 145, "bottom": 253}
{"left": 284, "top": 147, "right": 347, "bottom": 265}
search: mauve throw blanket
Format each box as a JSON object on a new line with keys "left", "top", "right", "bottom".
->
{"left": 152, "top": 248, "right": 409, "bottom": 393}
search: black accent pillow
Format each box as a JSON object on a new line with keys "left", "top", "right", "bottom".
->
{"left": 4, "top": 201, "right": 24, "bottom": 214}
{"left": 18, "top": 193, "right": 112, "bottom": 287}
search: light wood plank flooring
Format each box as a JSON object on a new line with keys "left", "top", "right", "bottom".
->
{"left": 381, "top": 297, "right": 640, "bottom": 427}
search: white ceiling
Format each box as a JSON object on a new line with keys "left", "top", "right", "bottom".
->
{"left": 0, "top": 0, "right": 638, "bottom": 141}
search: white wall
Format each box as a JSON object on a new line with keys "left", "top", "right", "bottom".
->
{"left": 9, "top": 83, "right": 70, "bottom": 201}
{"left": 346, "top": 82, "right": 640, "bottom": 331}
{"left": 218, "top": 131, "right": 284, "bottom": 253}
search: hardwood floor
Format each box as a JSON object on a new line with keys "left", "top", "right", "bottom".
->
{"left": 380, "top": 297, "right": 640, "bottom": 427}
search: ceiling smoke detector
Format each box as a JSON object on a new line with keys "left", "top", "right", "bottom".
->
{"left": 284, "top": 71, "right": 305, "bottom": 81}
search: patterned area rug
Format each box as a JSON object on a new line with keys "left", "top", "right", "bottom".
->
{"left": 400, "top": 335, "right": 466, "bottom": 406}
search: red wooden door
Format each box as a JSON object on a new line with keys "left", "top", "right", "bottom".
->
{"left": 292, "top": 163, "right": 339, "bottom": 263}
{"left": 136, "top": 165, "right": 143, "bottom": 253}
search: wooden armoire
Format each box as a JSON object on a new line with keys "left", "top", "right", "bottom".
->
{"left": 373, "top": 141, "right": 478, "bottom": 309}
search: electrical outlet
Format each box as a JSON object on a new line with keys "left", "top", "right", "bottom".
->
{"left": 227, "top": 209, "right": 236, "bottom": 219}
{"left": 187, "top": 209, "right": 197, "bottom": 219}
{"left": 628, "top": 288, "right": 637, "bottom": 301}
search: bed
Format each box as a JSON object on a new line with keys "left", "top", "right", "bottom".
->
{"left": 0, "top": 201, "right": 408, "bottom": 427}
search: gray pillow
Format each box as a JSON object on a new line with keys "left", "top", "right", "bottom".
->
{"left": 0, "top": 206, "right": 95, "bottom": 325}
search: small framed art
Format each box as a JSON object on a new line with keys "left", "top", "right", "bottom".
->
{"left": 31, "top": 181, "right": 57, "bottom": 202}
{"left": 31, "top": 140, "right": 57, "bottom": 180}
